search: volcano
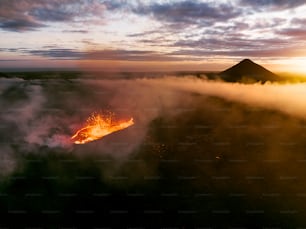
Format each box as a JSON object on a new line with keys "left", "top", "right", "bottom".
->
{"left": 219, "top": 59, "right": 279, "bottom": 83}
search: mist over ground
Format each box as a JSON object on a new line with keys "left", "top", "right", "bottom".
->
{"left": 1, "top": 73, "right": 306, "bottom": 227}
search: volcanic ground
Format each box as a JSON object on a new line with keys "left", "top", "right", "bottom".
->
{"left": 1, "top": 72, "right": 306, "bottom": 228}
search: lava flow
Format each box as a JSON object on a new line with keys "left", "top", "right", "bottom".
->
{"left": 71, "top": 112, "right": 134, "bottom": 144}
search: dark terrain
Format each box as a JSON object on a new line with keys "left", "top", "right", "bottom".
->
{"left": 0, "top": 71, "right": 306, "bottom": 228}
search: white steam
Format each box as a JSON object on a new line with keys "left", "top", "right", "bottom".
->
{"left": 0, "top": 78, "right": 72, "bottom": 176}
{"left": 137, "top": 77, "right": 306, "bottom": 120}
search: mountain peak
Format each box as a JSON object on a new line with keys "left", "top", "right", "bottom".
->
{"left": 219, "top": 59, "right": 279, "bottom": 83}
{"left": 240, "top": 58, "right": 253, "bottom": 63}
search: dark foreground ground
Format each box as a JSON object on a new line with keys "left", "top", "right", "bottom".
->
{"left": 1, "top": 73, "right": 306, "bottom": 228}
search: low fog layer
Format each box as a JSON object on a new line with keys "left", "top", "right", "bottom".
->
{"left": 139, "top": 77, "right": 306, "bottom": 119}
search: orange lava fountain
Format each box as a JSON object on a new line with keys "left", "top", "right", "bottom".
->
{"left": 71, "top": 112, "right": 134, "bottom": 144}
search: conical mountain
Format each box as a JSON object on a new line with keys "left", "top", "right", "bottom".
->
{"left": 219, "top": 59, "right": 279, "bottom": 83}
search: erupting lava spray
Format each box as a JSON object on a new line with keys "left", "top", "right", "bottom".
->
{"left": 71, "top": 112, "right": 134, "bottom": 144}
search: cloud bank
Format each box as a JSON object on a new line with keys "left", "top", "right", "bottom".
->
{"left": 139, "top": 77, "right": 306, "bottom": 119}
{"left": 0, "top": 0, "right": 107, "bottom": 31}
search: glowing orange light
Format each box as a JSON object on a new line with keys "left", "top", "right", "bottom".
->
{"left": 71, "top": 112, "right": 134, "bottom": 144}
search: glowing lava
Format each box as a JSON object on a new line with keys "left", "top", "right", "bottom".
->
{"left": 71, "top": 112, "right": 134, "bottom": 144}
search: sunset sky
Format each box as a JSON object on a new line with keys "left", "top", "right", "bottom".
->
{"left": 1, "top": 0, "right": 306, "bottom": 72}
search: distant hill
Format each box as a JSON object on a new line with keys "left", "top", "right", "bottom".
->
{"left": 219, "top": 59, "right": 279, "bottom": 83}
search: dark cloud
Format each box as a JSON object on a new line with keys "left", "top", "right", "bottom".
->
{"left": 127, "top": 28, "right": 176, "bottom": 46}
{"left": 170, "top": 46, "right": 304, "bottom": 58}
{"left": 101, "top": 0, "right": 127, "bottom": 11}
{"left": 291, "top": 17, "right": 306, "bottom": 25}
{"left": 138, "top": 38, "right": 173, "bottom": 45}
{"left": 132, "top": 1, "right": 241, "bottom": 28}
{"left": 239, "top": 0, "right": 306, "bottom": 10}
{"left": 281, "top": 18, "right": 306, "bottom": 39}
{"left": 1, "top": 0, "right": 305, "bottom": 34}
{"left": 16, "top": 48, "right": 191, "bottom": 61}
{"left": 3, "top": 35, "right": 297, "bottom": 62}
{"left": 278, "top": 28, "right": 306, "bottom": 38}
{"left": 81, "top": 39, "right": 100, "bottom": 46}
{"left": 42, "top": 45, "right": 58, "bottom": 49}
{"left": 29, "top": 7, "right": 74, "bottom": 22}
{"left": 26, "top": 48, "right": 83, "bottom": 59}
{"left": 63, "top": 30, "right": 88, "bottom": 33}
{"left": 127, "top": 30, "right": 159, "bottom": 38}
{"left": 173, "top": 34, "right": 290, "bottom": 53}
{"left": 0, "top": 59, "right": 24, "bottom": 62}
{"left": 0, "top": 18, "right": 43, "bottom": 32}
{"left": 0, "top": 0, "right": 106, "bottom": 32}
{"left": 84, "top": 50, "right": 161, "bottom": 61}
